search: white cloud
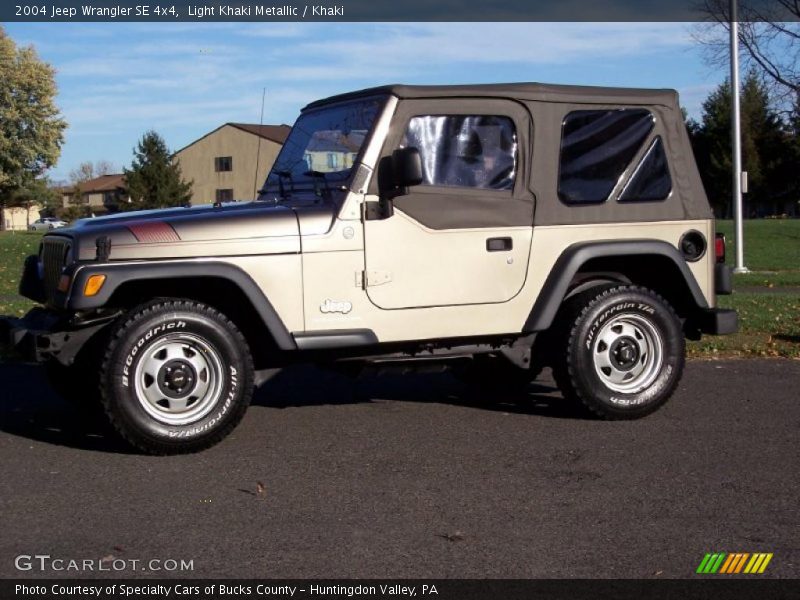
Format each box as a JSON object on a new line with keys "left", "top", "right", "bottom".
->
{"left": 276, "top": 23, "right": 693, "bottom": 70}
{"left": 8, "top": 21, "right": 706, "bottom": 179}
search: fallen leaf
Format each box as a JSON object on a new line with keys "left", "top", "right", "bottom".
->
{"left": 436, "top": 531, "right": 465, "bottom": 542}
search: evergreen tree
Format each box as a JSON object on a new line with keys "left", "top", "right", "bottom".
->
{"left": 692, "top": 82, "right": 732, "bottom": 216}
{"left": 123, "top": 131, "right": 192, "bottom": 210}
{"left": 691, "top": 72, "right": 793, "bottom": 217}
{"left": 786, "top": 96, "right": 800, "bottom": 208}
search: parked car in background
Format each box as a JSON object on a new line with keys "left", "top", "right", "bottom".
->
{"left": 28, "top": 217, "right": 68, "bottom": 231}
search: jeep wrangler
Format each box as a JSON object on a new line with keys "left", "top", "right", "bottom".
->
{"left": 0, "top": 83, "right": 737, "bottom": 454}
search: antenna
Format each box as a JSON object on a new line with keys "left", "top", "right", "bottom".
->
{"left": 253, "top": 87, "right": 266, "bottom": 200}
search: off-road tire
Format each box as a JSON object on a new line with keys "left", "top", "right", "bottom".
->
{"left": 551, "top": 285, "right": 684, "bottom": 420}
{"left": 100, "top": 299, "right": 254, "bottom": 454}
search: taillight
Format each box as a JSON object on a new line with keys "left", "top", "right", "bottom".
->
{"left": 715, "top": 233, "right": 726, "bottom": 264}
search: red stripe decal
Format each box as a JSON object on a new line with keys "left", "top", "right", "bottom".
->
{"left": 127, "top": 221, "right": 180, "bottom": 243}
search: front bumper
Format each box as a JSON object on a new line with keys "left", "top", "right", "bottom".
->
{"left": 0, "top": 308, "right": 62, "bottom": 362}
{"left": 0, "top": 308, "right": 111, "bottom": 365}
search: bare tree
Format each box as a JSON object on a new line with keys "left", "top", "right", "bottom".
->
{"left": 67, "top": 160, "right": 117, "bottom": 205}
{"left": 94, "top": 160, "right": 115, "bottom": 177}
{"left": 695, "top": 1, "right": 799, "bottom": 110}
{"left": 68, "top": 160, "right": 115, "bottom": 185}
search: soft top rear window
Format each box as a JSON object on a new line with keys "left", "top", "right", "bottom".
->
{"left": 558, "top": 109, "right": 655, "bottom": 204}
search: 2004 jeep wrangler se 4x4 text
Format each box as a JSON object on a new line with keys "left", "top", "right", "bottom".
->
{"left": 0, "top": 83, "right": 737, "bottom": 454}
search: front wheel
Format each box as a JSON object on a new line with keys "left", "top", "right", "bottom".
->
{"left": 552, "top": 285, "right": 685, "bottom": 420}
{"left": 100, "top": 299, "right": 254, "bottom": 454}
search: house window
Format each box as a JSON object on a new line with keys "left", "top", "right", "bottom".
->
{"left": 400, "top": 115, "right": 517, "bottom": 190}
{"left": 326, "top": 153, "right": 339, "bottom": 169}
{"left": 215, "top": 156, "right": 233, "bottom": 172}
{"left": 558, "top": 109, "right": 655, "bottom": 204}
{"left": 215, "top": 188, "right": 234, "bottom": 202}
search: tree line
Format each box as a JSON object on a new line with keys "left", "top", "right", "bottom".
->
{"left": 686, "top": 71, "right": 800, "bottom": 218}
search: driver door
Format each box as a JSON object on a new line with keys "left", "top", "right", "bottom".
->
{"left": 363, "top": 98, "right": 534, "bottom": 310}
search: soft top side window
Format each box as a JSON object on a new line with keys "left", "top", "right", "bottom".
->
{"left": 558, "top": 109, "right": 655, "bottom": 204}
{"left": 618, "top": 136, "right": 672, "bottom": 202}
{"left": 401, "top": 115, "right": 517, "bottom": 191}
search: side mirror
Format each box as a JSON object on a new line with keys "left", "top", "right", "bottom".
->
{"left": 367, "top": 147, "right": 422, "bottom": 221}
{"left": 391, "top": 147, "right": 423, "bottom": 188}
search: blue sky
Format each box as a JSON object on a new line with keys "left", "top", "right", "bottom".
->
{"left": 5, "top": 22, "right": 727, "bottom": 182}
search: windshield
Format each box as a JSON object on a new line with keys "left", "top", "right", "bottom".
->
{"left": 261, "top": 96, "right": 385, "bottom": 196}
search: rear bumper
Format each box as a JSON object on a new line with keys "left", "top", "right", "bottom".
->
{"left": 697, "top": 307, "right": 738, "bottom": 336}
{"left": 715, "top": 263, "right": 733, "bottom": 295}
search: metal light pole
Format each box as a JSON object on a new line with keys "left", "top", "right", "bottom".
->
{"left": 730, "top": 0, "right": 748, "bottom": 273}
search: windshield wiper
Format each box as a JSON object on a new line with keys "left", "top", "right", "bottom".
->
{"left": 258, "top": 169, "right": 293, "bottom": 203}
{"left": 303, "top": 170, "right": 330, "bottom": 199}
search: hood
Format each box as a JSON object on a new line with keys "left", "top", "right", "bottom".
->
{"left": 64, "top": 201, "right": 335, "bottom": 261}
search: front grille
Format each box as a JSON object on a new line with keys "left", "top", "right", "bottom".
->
{"left": 41, "top": 237, "right": 71, "bottom": 304}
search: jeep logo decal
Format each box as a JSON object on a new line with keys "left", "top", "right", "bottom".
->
{"left": 320, "top": 299, "right": 353, "bottom": 314}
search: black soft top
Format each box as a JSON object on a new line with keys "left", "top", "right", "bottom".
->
{"left": 304, "top": 82, "right": 679, "bottom": 111}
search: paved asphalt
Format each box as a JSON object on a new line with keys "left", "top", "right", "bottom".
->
{"left": 0, "top": 359, "right": 797, "bottom": 579}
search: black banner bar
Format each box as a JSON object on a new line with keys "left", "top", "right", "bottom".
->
{"left": 3, "top": 579, "right": 799, "bottom": 600}
{"left": 2, "top": 0, "right": 799, "bottom": 22}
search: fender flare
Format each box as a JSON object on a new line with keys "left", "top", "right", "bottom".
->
{"left": 523, "top": 240, "right": 708, "bottom": 333}
{"left": 66, "top": 261, "right": 297, "bottom": 350}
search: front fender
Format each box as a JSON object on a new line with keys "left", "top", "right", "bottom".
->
{"left": 65, "top": 260, "right": 297, "bottom": 350}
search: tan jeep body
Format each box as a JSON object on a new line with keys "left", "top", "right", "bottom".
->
{"left": 2, "top": 83, "right": 737, "bottom": 453}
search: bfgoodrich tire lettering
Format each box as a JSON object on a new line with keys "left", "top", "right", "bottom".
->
{"left": 101, "top": 299, "right": 254, "bottom": 454}
{"left": 552, "top": 285, "right": 684, "bottom": 419}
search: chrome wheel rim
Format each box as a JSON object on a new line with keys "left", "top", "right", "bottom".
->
{"left": 592, "top": 314, "right": 663, "bottom": 394}
{"left": 133, "top": 333, "right": 224, "bottom": 425}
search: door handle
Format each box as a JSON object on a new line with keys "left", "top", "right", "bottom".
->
{"left": 486, "top": 237, "right": 513, "bottom": 252}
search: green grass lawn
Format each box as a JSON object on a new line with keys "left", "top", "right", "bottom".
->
{"left": 716, "top": 219, "right": 800, "bottom": 288}
{"left": 0, "top": 230, "right": 41, "bottom": 297}
{"left": 0, "top": 231, "right": 42, "bottom": 359}
{"left": 687, "top": 293, "right": 800, "bottom": 359}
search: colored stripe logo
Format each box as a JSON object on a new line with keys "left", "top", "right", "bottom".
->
{"left": 697, "top": 552, "right": 773, "bottom": 574}
{"left": 127, "top": 221, "right": 181, "bottom": 243}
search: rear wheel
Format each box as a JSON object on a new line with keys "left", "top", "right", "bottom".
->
{"left": 552, "top": 285, "right": 684, "bottom": 419}
{"left": 100, "top": 299, "right": 254, "bottom": 454}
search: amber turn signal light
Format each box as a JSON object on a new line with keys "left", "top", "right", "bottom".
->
{"left": 83, "top": 274, "right": 107, "bottom": 297}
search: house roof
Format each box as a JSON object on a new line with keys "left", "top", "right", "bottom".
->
{"left": 173, "top": 123, "right": 292, "bottom": 156}
{"left": 228, "top": 123, "right": 292, "bottom": 144}
{"left": 68, "top": 174, "right": 126, "bottom": 194}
